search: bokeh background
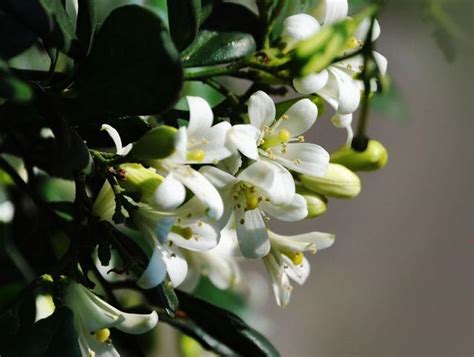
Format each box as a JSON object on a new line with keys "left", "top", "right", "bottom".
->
{"left": 262, "top": 1, "right": 473, "bottom": 356}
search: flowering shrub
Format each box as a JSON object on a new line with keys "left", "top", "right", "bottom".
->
{"left": 0, "top": 0, "right": 392, "bottom": 355}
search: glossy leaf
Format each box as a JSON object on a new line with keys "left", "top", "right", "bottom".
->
{"left": 0, "top": 60, "right": 33, "bottom": 103}
{"left": 76, "top": 0, "right": 97, "bottom": 55}
{"left": 74, "top": 5, "right": 183, "bottom": 115}
{"left": 182, "top": 30, "right": 256, "bottom": 67}
{"left": 4, "top": 307, "right": 81, "bottom": 357}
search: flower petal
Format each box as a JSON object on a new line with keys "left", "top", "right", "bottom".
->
{"left": 217, "top": 152, "right": 242, "bottom": 175}
{"left": 227, "top": 124, "right": 260, "bottom": 160}
{"left": 283, "top": 255, "right": 310, "bottom": 285}
{"left": 137, "top": 246, "right": 167, "bottom": 289}
{"left": 263, "top": 253, "right": 292, "bottom": 307}
{"left": 150, "top": 173, "right": 186, "bottom": 210}
{"left": 171, "top": 165, "right": 224, "bottom": 220}
{"left": 0, "top": 201, "right": 14, "bottom": 223}
{"left": 238, "top": 160, "right": 295, "bottom": 206}
{"left": 282, "top": 14, "right": 320, "bottom": 49}
{"left": 273, "top": 142, "right": 329, "bottom": 176}
{"left": 373, "top": 51, "right": 388, "bottom": 76}
{"left": 315, "top": 0, "right": 348, "bottom": 25}
{"left": 319, "top": 67, "right": 361, "bottom": 115}
{"left": 354, "top": 18, "right": 381, "bottom": 42}
{"left": 199, "top": 121, "right": 233, "bottom": 163}
{"left": 293, "top": 70, "right": 329, "bottom": 95}
{"left": 200, "top": 166, "right": 238, "bottom": 191}
{"left": 269, "top": 230, "right": 335, "bottom": 252}
{"left": 277, "top": 98, "right": 319, "bottom": 137}
{"left": 169, "top": 220, "right": 220, "bottom": 251}
{"left": 186, "top": 96, "right": 214, "bottom": 140}
{"left": 115, "top": 310, "right": 158, "bottom": 335}
{"left": 261, "top": 193, "right": 308, "bottom": 221}
{"left": 247, "top": 91, "right": 276, "bottom": 131}
{"left": 235, "top": 209, "right": 270, "bottom": 259}
{"left": 161, "top": 245, "right": 188, "bottom": 287}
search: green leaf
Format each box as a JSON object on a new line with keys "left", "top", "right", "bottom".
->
{"left": 173, "top": 291, "right": 280, "bottom": 357}
{"left": 76, "top": 0, "right": 97, "bottom": 55}
{"left": 0, "top": 60, "right": 33, "bottom": 102}
{"left": 4, "top": 307, "right": 81, "bottom": 357}
{"left": 182, "top": 30, "right": 256, "bottom": 67}
{"left": 0, "top": 13, "right": 38, "bottom": 59}
{"left": 0, "top": 0, "right": 77, "bottom": 56}
{"left": 74, "top": 5, "right": 183, "bottom": 115}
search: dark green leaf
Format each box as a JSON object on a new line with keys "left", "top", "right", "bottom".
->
{"left": 182, "top": 30, "right": 256, "bottom": 67}
{"left": 76, "top": 0, "right": 97, "bottom": 55}
{"left": 74, "top": 5, "right": 183, "bottom": 115}
{"left": 0, "top": 0, "right": 77, "bottom": 55}
{"left": 0, "top": 59, "right": 33, "bottom": 103}
{"left": 167, "top": 0, "right": 201, "bottom": 51}
{"left": 174, "top": 291, "right": 280, "bottom": 357}
{"left": 0, "top": 13, "right": 38, "bottom": 59}
{"left": 5, "top": 307, "right": 81, "bottom": 357}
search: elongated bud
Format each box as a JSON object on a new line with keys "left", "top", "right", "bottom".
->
{"left": 128, "top": 125, "right": 177, "bottom": 160}
{"left": 330, "top": 140, "right": 388, "bottom": 171}
{"left": 300, "top": 163, "right": 361, "bottom": 199}
{"left": 296, "top": 185, "right": 327, "bottom": 218}
{"left": 118, "top": 163, "right": 164, "bottom": 200}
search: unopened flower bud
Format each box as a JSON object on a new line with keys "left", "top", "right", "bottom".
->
{"left": 296, "top": 185, "right": 327, "bottom": 218}
{"left": 128, "top": 125, "right": 177, "bottom": 160}
{"left": 117, "top": 163, "right": 164, "bottom": 200}
{"left": 330, "top": 140, "right": 388, "bottom": 171}
{"left": 300, "top": 163, "right": 361, "bottom": 199}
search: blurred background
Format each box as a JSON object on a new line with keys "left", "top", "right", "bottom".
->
{"left": 262, "top": 1, "right": 473, "bottom": 356}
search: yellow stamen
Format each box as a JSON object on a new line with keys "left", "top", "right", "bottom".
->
{"left": 284, "top": 251, "right": 304, "bottom": 265}
{"left": 186, "top": 149, "right": 205, "bottom": 162}
{"left": 95, "top": 328, "right": 111, "bottom": 343}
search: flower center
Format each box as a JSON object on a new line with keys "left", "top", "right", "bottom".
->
{"left": 283, "top": 251, "right": 304, "bottom": 265}
{"left": 95, "top": 328, "right": 111, "bottom": 343}
{"left": 346, "top": 36, "right": 362, "bottom": 50}
{"left": 171, "top": 226, "right": 193, "bottom": 240}
{"left": 233, "top": 183, "right": 265, "bottom": 211}
{"left": 261, "top": 129, "right": 291, "bottom": 149}
{"left": 186, "top": 149, "right": 205, "bottom": 162}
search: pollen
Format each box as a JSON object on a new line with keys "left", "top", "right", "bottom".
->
{"left": 95, "top": 328, "right": 111, "bottom": 343}
{"left": 293, "top": 159, "right": 302, "bottom": 165}
{"left": 186, "top": 149, "right": 205, "bottom": 162}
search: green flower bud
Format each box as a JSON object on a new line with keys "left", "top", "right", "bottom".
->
{"left": 118, "top": 163, "right": 164, "bottom": 200}
{"left": 128, "top": 125, "right": 177, "bottom": 160}
{"left": 300, "top": 163, "right": 361, "bottom": 199}
{"left": 296, "top": 185, "right": 327, "bottom": 218}
{"left": 330, "top": 140, "right": 388, "bottom": 171}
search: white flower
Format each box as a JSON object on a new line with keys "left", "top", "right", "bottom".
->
{"left": 0, "top": 200, "right": 14, "bottom": 223}
{"left": 283, "top": 0, "right": 387, "bottom": 144}
{"left": 101, "top": 124, "right": 133, "bottom": 156}
{"left": 263, "top": 230, "right": 335, "bottom": 307}
{"left": 64, "top": 281, "right": 158, "bottom": 357}
{"left": 227, "top": 91, "right": 329, "bottom": 177}
{"left": 181, "top": 222, "right": 241, "bottom": 292}
{"left": 201, "top": 161, "right": 308, "bottom": 259}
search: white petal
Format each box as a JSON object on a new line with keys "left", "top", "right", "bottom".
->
{"left": 315, "top": 0, "right": 348, "bottom": 25}
{"left": 161, "top": 245, "right": 188, "bottom": 287}
{"left": 263, "top": 253, "right": 292, "bottom": 307}
{"left": 186, "top": 96, "right": 213, "bottom": 140}
{"left": 198, "top": 121, "right": 233, "bottom": 163}
{"left": 0, "top": 201, "right": 14, "bottom": 223}
{"left": 238, "top": 160, "right": 295, "bottom": 206}
{"left": 354, "top": 18, "right": 381, "bottom": 42}
{"left": 169, "top": 220, "right": 220, "bottom": 251}
{"left": 273, "top": 142, "right": 329, "bottom": 176}
{"left": 202, "top": 250, "right": 241, "bottom": 289}
{"left": 282, "top": 14, "right": 320, "bottom": 49}
{"left": 137, "top": 246, "right": 167, "bottom": 289}
{"left": 235, "top": 209, "right": 270, "bottom": 259}
{"left": 150, "top": 173, "right": 186, "bottom": 210}
{"left": 293, "top": 70, "right": 329, "bottom": 94}
{"left": 277, "top": 98, "right": 318, "bottom": 137}
{"left": 247, "top": 91, "right": 276, "bottom": 131}
{"left": 171, "top": 165, "right": 224, "bottom": 220}
{"left": 169, "top": 126, "right": 188, "bottom": 163}
{"left": 101, "top": 124, "right": 132, "bottom": 156}
{"left": 373, "top": 51, "right": 388, "bottom": 76}
{"left": 115, "top": 310, "right": 158, "bottom": 335}
{"left": 269, "top": 230, "right": 335, "bottom": 252}
{"left": 227, "top": 124, "right": 260, "bottom": 160}
{"left": 262, "top": 193, "right": 307, "bottom": 222}
{"left": 331, "top": 113, "right": 352, "bottom": 128}
{"left": 284, "top": 255, "right": 310, "bottom": 285}
{"left": 319, "top": 67, "right": 361, "bottom": 115}
{"left": 217, "top": 152, "right": 242, "bottom": 175}
{"left": 200, "top": 166, "right": 238, "bottom": 191}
